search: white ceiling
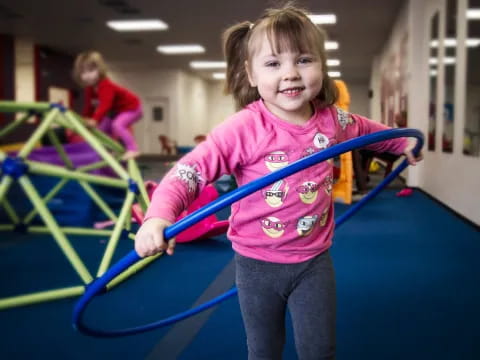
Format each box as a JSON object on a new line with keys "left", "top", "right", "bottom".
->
{"left": 0, "top": 0, "right": 406, "bottom": 83}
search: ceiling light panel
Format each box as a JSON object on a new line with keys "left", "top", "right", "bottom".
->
{"left": 325, "top": 41, "right": 339, "bottom": 50}
{"left": 430, "top": 38, "right": 480, "bottom": 47}
{"left": 190, "top": 61, "right": 227, "bottom": 69}
{"left": 308, "top": 14, "right": 337, "bottom": 24}
{"left": 107, "top": 19, "right": 168, "bottom": 31}
{"left": 327, "top": 59, "right": 340, "bottom": 66}
{"left": 157, "top": 45, "right": 205, "bottom": 54}
{"left": 429, "top": 57, "right": 456, "bottom": 65}
{"left": 328, "top": 71, "right": 341, "bottom": 78}
{"left": 212, "top": 73, "right": 226, "bottom": 80}
{"left": 466, "top": 9, "right": 480, "bottom": 19}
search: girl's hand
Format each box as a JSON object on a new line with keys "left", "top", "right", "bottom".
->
{"left": 134, "top": 218, "right": 175, "bottom": 257}
{"left": 85, "top": 118, "right": 97, "bottom": 128}
{"left": 403, "top": 140, "right": 423, "bottom": 166}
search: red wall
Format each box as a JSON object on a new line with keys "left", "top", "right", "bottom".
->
{"left": 0, "top": 34, "right": 15, "bottom": 127}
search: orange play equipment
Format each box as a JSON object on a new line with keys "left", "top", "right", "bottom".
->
{"left": 332, "top": 80, "right": 353, "bottom": 204}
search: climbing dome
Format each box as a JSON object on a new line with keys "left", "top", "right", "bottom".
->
{"left": 0, "top": 101, "right": 158, "bottom": 309}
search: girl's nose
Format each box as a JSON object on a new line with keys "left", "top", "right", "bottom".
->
{"left": 283, "top": 64, "right": 300, "bottom": 81}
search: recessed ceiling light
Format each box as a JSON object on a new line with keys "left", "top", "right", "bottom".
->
{"left": 308, "top": 14, "right": 337, "bottom": 25}
{"left": 107, "top": 19, "right": 168, "bottom": 32}
{"left": 466, "top": 8, "right": 480, "bottom": 19}
{"left": 328, "top": 71, "right": 341, "bottom": 78}
{"left": 327, "top": 59, "right": 340, "bottom": 66}
{"left": 157, "top": 45, "right": 205, "bottom": 54}
{"left": 325, "top": 41, "right": 339, "bottom": 50}
{"left": 190, "top": 61, "right": 227, "bottom": 69}
{"left": 212, "top": 73, "right": 226, "bottom": 80}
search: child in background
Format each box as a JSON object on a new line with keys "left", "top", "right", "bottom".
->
{"left": 135, "top": 5, "right": 422, "bottom": 359}
{"left": 73, "top": 51, "right": 142, "bottom": 160}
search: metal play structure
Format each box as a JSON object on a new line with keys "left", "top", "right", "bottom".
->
{"left": 0, "top": 101, "right": 159, "bottom": 310}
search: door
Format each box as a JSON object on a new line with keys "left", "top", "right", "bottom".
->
{"left": 141, "top": 96, "right": 170, "bottom": 154}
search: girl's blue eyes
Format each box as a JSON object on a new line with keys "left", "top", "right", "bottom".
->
{"left": 264, "top": 58, "right": 313, "bottom": 67}
{"left": 298, "top": 57, "right": 312, "bottom": 64}
{"left": 266, "top": 62, "right": 280, "bottom": 67}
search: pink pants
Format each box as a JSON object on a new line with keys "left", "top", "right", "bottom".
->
{"left": 99, "top": 107, "right": 142, "bottom": 151}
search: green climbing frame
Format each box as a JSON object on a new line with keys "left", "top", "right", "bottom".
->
{"left": 0, "top": 101, "right": 156, "bottom": 309}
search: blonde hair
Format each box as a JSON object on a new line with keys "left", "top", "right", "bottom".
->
{"left": 223, "top": 4, "right": 338, "bottom": 109}
{"left": 72, "top": 51, "right": 108, "bottom": 87}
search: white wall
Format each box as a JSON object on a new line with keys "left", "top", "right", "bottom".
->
{"left": 371, "top": 3, "right": 409, "bottom": 123}
{"left": 370, "top": 3, "right": 412, "bottom": 179}
{"left": 370, "top": 0, "right": 480, "bottom": 225}
{"left": 177, "top": 72, "right": 210, "bottom": 146}
{"left": 108, "top": 65, "right": 181, "bottom": 152}
{"left": 347, "top": 83, "right": 370, "bottom": 117}
{"left": 207, "top": 82, "right": 235, "bottom": 129}
{"left": 109, "top": 63, "right": 236, "bottom": 151}
{"left": 14, "top": 37, "right": 35, "bottom": 104}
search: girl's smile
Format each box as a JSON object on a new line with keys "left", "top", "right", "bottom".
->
{"left": 278, "top": 86, "right": 306, "bottom": 97}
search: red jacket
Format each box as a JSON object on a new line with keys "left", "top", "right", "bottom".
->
{"left": 82, "top": 77, "right": 140, "bottom": 122}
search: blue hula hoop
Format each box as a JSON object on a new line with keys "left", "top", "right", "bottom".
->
{"left": 73, "top": 128, "right": 424, "bottom": 337}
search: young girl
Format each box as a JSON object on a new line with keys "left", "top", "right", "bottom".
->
{"left": 73, "top": 51, "right": 142, "bottom": 160}
{"left": 135, "top": 5, "right": 422, "bottom": 359}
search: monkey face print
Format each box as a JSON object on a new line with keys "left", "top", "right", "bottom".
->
{"left": 264, "top": 151, "right": 289, "bottom": 171}
{"left": 296, "top": 181, "right": 319, "bottom": 204}
{"left": 261, "top": 217, "right": 287, "bottom": 238}
{"left": 296, "top": 215, "right": 319, "bottom": 236}
{"left": 319, "top": 207, "right": 329, "bottom": 226}
{"left": 262, "top": 180, "right": 289, "bottom": 208}
{"left": 323, "top": 175, "right": 333, "bottom": 195}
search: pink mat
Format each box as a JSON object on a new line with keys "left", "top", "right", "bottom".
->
{"left": 132, "top": 182, "right": 229, "bottom": 243}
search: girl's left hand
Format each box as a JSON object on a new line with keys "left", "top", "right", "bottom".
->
{"left": 85, "top": 118, "right": 97, "bottom": 128}
{"left": 403, "top": 141, "right": 423, "bottom": 166}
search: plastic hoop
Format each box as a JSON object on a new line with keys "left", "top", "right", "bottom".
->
{"left": 73, "top": 128, "right": 424, "bottom": 337}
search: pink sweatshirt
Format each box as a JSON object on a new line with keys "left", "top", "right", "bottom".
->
{"left": 145, "top": 100, "right": 407, "bottom": 264}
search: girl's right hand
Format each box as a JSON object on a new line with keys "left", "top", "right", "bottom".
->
{"left": 134, "top": 218, "right": 175, "bottom": 257}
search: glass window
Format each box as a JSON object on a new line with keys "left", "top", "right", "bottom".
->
{"left": 464, "top": 0, "right": 480, "bottom": 156}
{"left": 443, "top": 0, "right": 457, "bottom": 153}
{"left": 428, "top": 12, "right": 440, "bottom": 151}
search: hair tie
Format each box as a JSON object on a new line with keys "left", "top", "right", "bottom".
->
{"left": 249, "top": 22, "right": 254, "bottom": 30}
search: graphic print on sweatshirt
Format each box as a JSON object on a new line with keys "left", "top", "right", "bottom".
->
{"left": 323, "top": 175, "right": 334, "bottom": 195}
{"left": 302, "top": 146, "right": 317, "bottom": 158}
{"left": 262, "top": 180, "right": 289, "bottom": 208}
{"left": 172, "top": 163, "right": 204, "bottom": 193}
{"left": 264, "top": 151, "right": 289, "bottom": 172}
{"left": 336, "top": 106, "right": 355, "bottom": 130}
{"left": 319, "top": 207, "right": 329, "bottom": 226}
{"left": 296, "top": 181, "right": 319, "bottom": 204}
{"left": 312, "top": 132, "right": 339, "bottom": 165}
{"left": 313, "top": 132, "right": 329, "bottom": 149}
{"left": 296, "top": 215, "right": 319, "bottom": 236}
{"left": 260, "top": 216, "right": 288, "bottom": 238}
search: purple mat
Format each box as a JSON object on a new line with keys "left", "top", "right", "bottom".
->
{"left": 11, "top": 142, "right": 117, "bottom": 177}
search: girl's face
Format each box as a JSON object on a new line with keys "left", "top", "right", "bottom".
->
{"left": 80, "top": 65, "right": 100, "bottom": 86}
{"left": 246, "top": 33, "right": 323, "bottom": 124}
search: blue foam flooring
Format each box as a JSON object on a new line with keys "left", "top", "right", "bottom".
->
{"left": 0, "top": 189, "right": 479, "bottom": 359}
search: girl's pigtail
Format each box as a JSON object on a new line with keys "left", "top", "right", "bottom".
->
{"left": 223, "top": 22, "right": 260, "bottom": 109}
{"left": 72, "top": 52, "right": 87, "bottom": 87}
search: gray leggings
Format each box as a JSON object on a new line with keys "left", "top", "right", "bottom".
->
{"left": 235, "top": 251, "right": 336, "bottom": 360}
